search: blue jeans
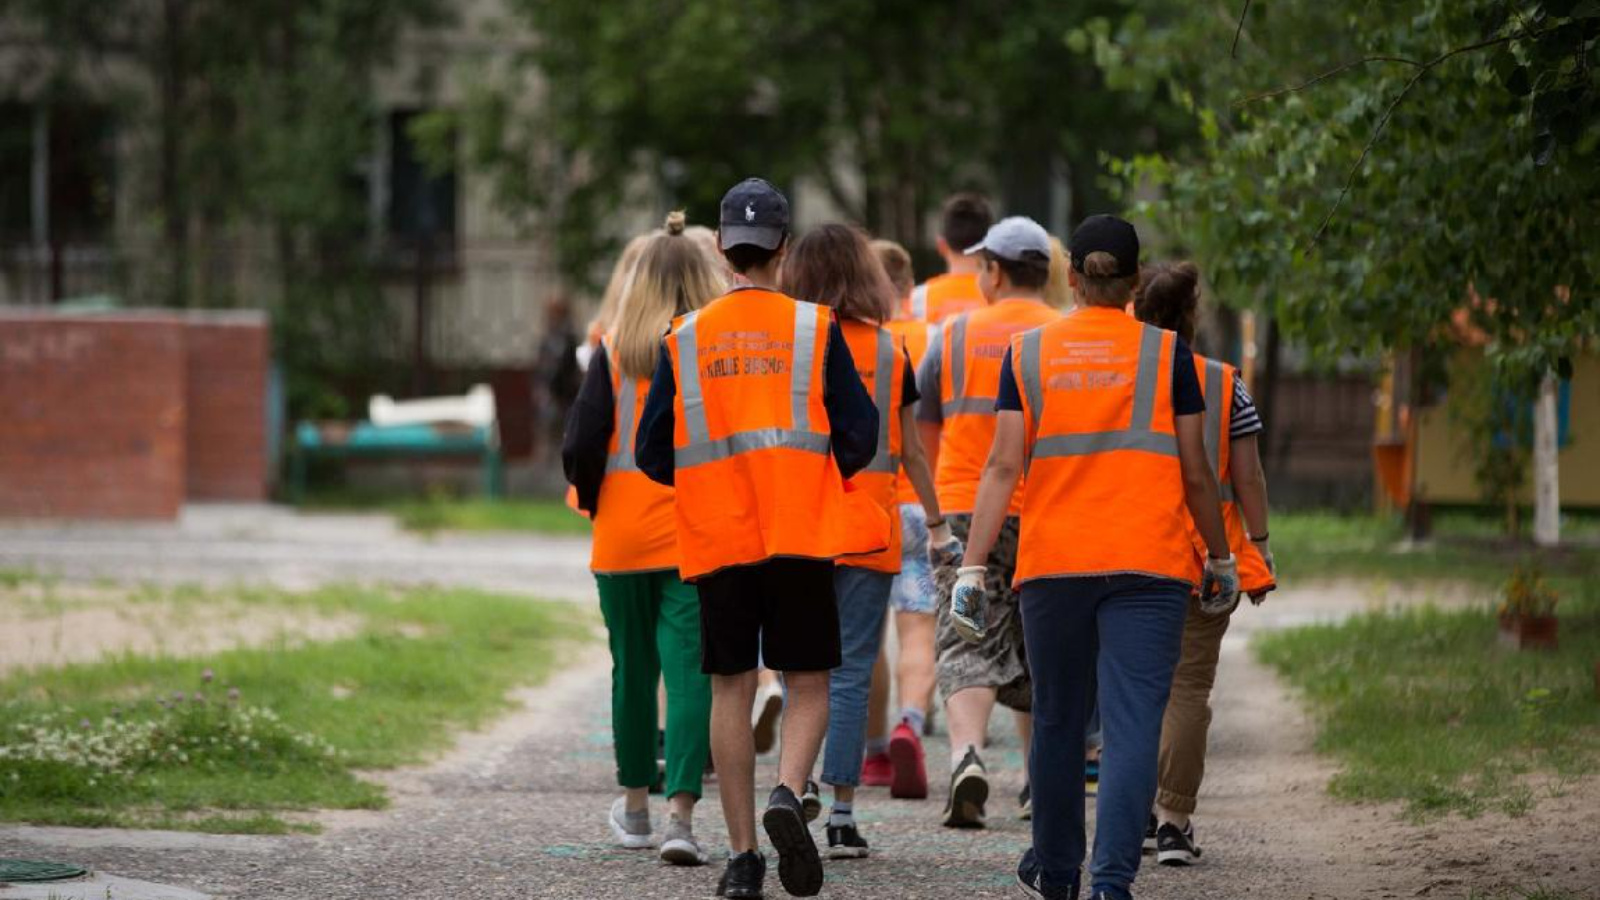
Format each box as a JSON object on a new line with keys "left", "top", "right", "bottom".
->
{"left": 820, "top": 565, "right": 893, "bottom": 787}
{"left": 1021, "top": 576, "right": 1188, "bottom": 900}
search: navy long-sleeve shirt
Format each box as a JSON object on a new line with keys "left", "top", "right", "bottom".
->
{"left": 636, "top": 317, "right": 879, "bottom": 486}
{"left": 560, "top": 344, "right": 617, "bottom": 516}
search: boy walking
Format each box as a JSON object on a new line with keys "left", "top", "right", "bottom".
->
{"left": 637, "top": 178, "right": 883, "bottom": 898}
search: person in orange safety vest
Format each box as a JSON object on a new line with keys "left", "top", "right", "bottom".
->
{"left": 635, "top": 178, "right": 883, "bottom": 900}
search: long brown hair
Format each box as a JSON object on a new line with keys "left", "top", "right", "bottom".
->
{"left": 1134, "top": 261, "right": 1201, "bottom": 343}
{"left": 780, "top": 224, "right": 897, "bottom": 323}
{"left": 611, "top": 211, "right": 727, "bottom": 379}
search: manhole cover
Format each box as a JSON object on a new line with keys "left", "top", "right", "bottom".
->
{"left": 0, "top": 859, "right": 87, "bottom": 883}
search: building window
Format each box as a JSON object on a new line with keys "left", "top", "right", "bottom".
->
{"left": 386, "top": 109, "right": 456, "bottom": 245}
{"left": 0, "top": 103, "right": 115, "bottom": 246}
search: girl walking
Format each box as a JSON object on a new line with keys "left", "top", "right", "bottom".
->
{"left": 953, "top": 215, "right": 1240, "bottom": 900}
{"left": 562, "top": 211, "right": 726, "bottom": 866}
{"left": 780, "top": 225, "right": 954, "bottom": 857}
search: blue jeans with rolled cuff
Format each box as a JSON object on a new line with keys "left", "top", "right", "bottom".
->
{"left": 819, "top": 565, "right": 894, "bottom": 788}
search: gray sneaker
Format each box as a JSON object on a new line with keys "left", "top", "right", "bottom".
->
{"left": 609, "top": 797, "right": 652, "bottom": 849}
{"left": 658, "top": 815, "right": 709, "bottom": 866}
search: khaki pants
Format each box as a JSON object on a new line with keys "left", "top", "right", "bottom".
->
{"left": 1155, "top": 594, "right": 1232, "bottom": 815}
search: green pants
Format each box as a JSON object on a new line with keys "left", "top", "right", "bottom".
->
{"left": 596, "top": 571, "right": 711, "bottom": 800}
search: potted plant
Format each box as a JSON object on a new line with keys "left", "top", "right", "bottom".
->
{"left": 1498, "top": 561, "right": 1560, "bottom": 651}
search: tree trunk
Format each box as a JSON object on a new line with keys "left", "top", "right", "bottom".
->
{"left": 159, "top": 0, "right": 188, "bottom": 307}
{"left": 1533, "top": 372, "right": 1560, "bottom": 547}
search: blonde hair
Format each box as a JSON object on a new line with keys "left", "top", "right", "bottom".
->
{"left": 1074, "top": 251, "right": 1141, "bottom": 307}
{"left": 590, "top": 232, "right": 653, "bottom": 345}
{"left": 611, "top": 211, "right": 727, "bottom": 379}
{"left": 1044, "top": 236, "right": 1073, "bottom": 309}
{"left": 870, "top": 238, "right": 915, "bottom": 298}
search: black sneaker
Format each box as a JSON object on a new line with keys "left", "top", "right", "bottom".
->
{"left": 1156, "top": 820, "right": 1201, "bottom": 866}
{"left": 1015, "top": 848, "right": 1078, "bottom": 900}
{"left": 800, "top": 780, "right": 822, "bottom": 823}
{"left": 1141, "top": 814, "right": 1158, "bottom": 854}
{"left": 826, "top": 822, "right": 870, "bottom": 859}
{"left": 942, "top": 746, "right": 989, "bottom": 828}
{"left": 716, "top": 850, "right": 766, "bottom": 898}
{"left": 1018, "top": 783, "right": 1032, "bottom": 820}
{"left": 762, "top": 785, "right": 824, "bottom": 897}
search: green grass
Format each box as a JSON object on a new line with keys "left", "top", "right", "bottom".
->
{"left": 1255, "top": 540, "right": 1600, "bottom": 821}
{"left": 298, "top": 489, "right": 590, "bottom": 536}
{"left": 0, "top": 582, "right": 590, "bottom": 833}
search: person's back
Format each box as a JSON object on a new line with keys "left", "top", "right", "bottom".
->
{"left": 907, "top": 193, "right": 993, "bottom": 323}
{"left": 928, "top": 297, "right": 1060, "bottom": 517}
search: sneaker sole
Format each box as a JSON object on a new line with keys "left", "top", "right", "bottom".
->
{"left": 801, "top": 796, "right": 822, "bottom": 823}
{"left": 762, "top": 803, "right": 824, "bottom": 897}
{"left": 609, "top": 815, "right": 653, "bottom": 850}
{"left": 887, "top": 735, "right": 929, "bottom": 799}
{"left": 1142, "top": 836, "right": 1158, "bottom": 854}
{"left": 1015, "top": 872, "right": 1046, "bottom": 900}
{"left": 1158, "top": 847, "right": 1200, "bottom": 866}
{"left": 659, "top": 839, "right": 708, "bottom": 866}
{"left": 827, "top": 845, "right": 870, "bottom": 860}
{"left": 943, "top": 771, "right": 989, "bottom": 828}
{"left": 753, "top": 694, "right": 782, "bottom": 755}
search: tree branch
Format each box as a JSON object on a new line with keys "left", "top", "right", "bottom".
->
{"left": 1313, "top": 33, "right": 1526, "bottom": 243}
{"left": 1231, "top": 0, "right": 1252, "bottom": 59}
{"left": 1234, "top": 56, "right": 1425, "bottom": 107}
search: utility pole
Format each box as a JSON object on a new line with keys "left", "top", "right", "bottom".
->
{"left": 1533, "top": 372, "right": 1560, "bottom": 547}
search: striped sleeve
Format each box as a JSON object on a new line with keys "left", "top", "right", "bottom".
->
{"left": 1229, "top": 375, "right": 1264, "bottom": 438}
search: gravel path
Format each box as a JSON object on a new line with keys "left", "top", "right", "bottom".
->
{"left": 1, "top": 513, "right": 1595, "bottom": 899}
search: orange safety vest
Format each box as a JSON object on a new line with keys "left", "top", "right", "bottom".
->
{"left": 1009, "top": 307, "right": 1199, "bottom": 586}
{"left": 1191, "top": 353, "right": 1276, "bottom": 596}
{"left": 907, "top": 272, "right": 985, "bottom": 324}
{"left": 886, "top": 319, "right": 935, "bottom": 506}
{"left": 838, "top": 318, "right": 906, "bottom": 573}
{"left": 589, "top": 340, "right": 680, "bottom": 575}
{"left": 934, "top": 298, "right": 1061, "bottom": 516}
{"left": 664, "top": 288, "right": 888, "bottom": 580}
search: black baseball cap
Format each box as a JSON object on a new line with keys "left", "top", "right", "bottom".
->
{"left": 1068, "top": 214, "right": 1140, "bottom": 278}
{"left": 719, "top": 177, "right": 790, "bottom": 250}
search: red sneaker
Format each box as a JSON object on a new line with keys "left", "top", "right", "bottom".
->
{"left": 860, "top": 751, "right": 893, "bottom": 787}
{"left": 888, "top": 719, "right": 929, "bottom": 799}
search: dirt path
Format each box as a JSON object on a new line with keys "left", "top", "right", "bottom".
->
{"left": 2, "top": 580, "right": 1595, "bottom": 899}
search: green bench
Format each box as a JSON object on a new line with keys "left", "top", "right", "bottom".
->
{"left": 289, "top": 420, "right": 504, "bottom": 501}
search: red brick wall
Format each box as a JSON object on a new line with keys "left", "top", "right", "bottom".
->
{"left": 0, "top": 314, "right": 188, "bottom": 519}
{"left": 185, "top": 312, "right": 270, "bottom": 501}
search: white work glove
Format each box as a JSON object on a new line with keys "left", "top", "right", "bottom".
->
{"left": 1199, "top": 554, "right": 1241, "bottom": 616}
{"left": 927, "top": 518, "right": 964, "bottom": 568}
{"left": 949, "top": 566, "right": 988, "bottom": 644}
{"left": 1249, "top": 534, "right": 1274, "bottom": 606}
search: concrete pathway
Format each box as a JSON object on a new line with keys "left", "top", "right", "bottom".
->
{"left": 0, "top": 504, "right": 596, "bottom": 602}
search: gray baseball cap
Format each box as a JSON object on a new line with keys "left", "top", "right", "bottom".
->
{"left": 719, "top": 177, "right": 790, "bottom": 250}
{"left": 964, "top": 216, "right": 1052, "bottom": 262}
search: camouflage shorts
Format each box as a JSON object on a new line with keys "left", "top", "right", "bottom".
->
{"left": 934, "top": 514, "right": 1030, "bottom": 712}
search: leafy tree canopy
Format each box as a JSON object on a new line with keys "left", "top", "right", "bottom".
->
{"left": 1079, "top": 0, "right": 1599, "bottom": 386}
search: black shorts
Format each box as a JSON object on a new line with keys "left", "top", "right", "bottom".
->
{"left": 696, "top": 557, "right": 842, "bottom": 675}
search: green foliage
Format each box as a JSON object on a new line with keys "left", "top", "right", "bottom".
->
{"left": 461, "top": 0, "right": 1185, "bottom": 287}
{"left": 1449, "top": 353, "right": 1535, "bottom": 533}
{"left": 1255, "top": 575, "right": 1600, "bottom": 820}
{"left": 0, "top": 582, "right": 589, "bottom": 832}
{"left": 1082, "top": 0, "right": 1600, "bottom": 386}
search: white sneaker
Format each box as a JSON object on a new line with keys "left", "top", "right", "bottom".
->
{"left": 609, "top": 797, "right": 652, "bottom": 849}
{"left": 751, "top": 681, "right": 783, "bottom": 755}
{"left": 658, "top": 816, "right": 709, "bottom": 866}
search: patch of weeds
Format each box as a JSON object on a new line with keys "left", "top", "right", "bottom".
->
{"left": 0, "top": 584, "right": 590, "bottom": 832}
{"left": 1256, "top": 572, "right": 1600, "bottom": 822}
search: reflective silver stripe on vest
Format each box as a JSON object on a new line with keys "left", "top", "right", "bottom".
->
{"left": 947, "top": 314, "right": 968, "bottom": 404}
{"left": 675, "top": 311, "right": 710, "bottom": 445}
{"left": 1129, "top": 324, "right": 1164, "bottom": 430}
{"left": 911, "top": 284, "right": 928, "bottom": 319}
{"left": 1029, "top": 323, "right": 1176, "bottom": 461}
{"left": 865, "top": 328, "right": 899, "bottom": 474}
{"left": 674, "top": 427, "right": 831, "bottom": 468}
{"left": 791, "top": 302, "right": 819, "bottom": 431}
{"left": 1202, "top": 358, "right": 1226, "bottom": 481}
{"left": 941, "top": 395, "right": 997, "bottom": 417}
{"left": 1018, "top": 328, "right": 1044, "bottom": 432}
{"left": 606, "top": 374, "right": 640, "bottom": 472}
